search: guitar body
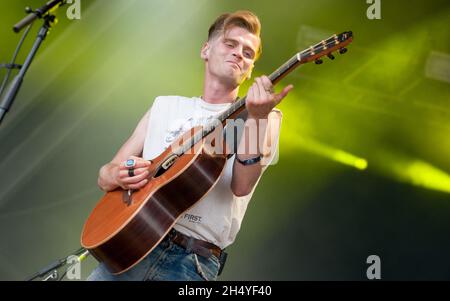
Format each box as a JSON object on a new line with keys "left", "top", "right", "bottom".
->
{"left": 81, "top": 126, "right": 228, "bottom": 274}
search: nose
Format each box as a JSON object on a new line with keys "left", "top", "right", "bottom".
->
{"left": 232, "top": 46, "right": 243, "bottom": 60}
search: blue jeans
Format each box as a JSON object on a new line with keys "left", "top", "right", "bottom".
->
{"left": 87, "top": 235, "right": 221, "bottom": 281}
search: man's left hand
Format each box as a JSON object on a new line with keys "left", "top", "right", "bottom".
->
{"left": 246, "top": 75, "right": 293, "bottom": 119}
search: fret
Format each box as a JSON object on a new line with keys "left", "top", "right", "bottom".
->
{"left": 268, "top": 69, "right": 280, "bottom": 82}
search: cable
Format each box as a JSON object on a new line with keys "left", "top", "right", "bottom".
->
{"left": 0, "top": 23, "right": 33, "bottom": 97}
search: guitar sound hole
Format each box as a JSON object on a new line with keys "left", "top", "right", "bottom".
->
{"left": 153, "top": 155, "right": 178, "bottom": 178}
{"left": 154, "top": 165, "right": 168, "bottom": 178}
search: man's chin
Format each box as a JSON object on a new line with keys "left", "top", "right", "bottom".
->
{"left": 220, "top": 73, "right": 241, "bottom": 87}
{"left": 236, "top": 74, "right": 249, "bottom": 85}
{"left": 232, "top": 72, "right": 248, "bottom": 85}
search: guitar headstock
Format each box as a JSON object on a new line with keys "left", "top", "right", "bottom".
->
{"left": 299, "top": 31, "right": 353, "bottom": 65}
{"left": 267, "top": 31, "right": 353, "bottom": 84}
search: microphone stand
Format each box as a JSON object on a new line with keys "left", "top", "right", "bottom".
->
{"left": 0, "top": 1, "right": 66, "bottom": 125}
{"left": 26, "top": 247, "right": 89, "bottom": 281}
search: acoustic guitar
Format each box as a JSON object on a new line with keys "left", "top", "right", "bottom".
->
{"left": 81, "top": 31, "right": 354, "bottom": 274}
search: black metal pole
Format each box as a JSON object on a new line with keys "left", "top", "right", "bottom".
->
{"left": 0, "top": 15, "right": 53, "bottom": 125}
{"left": 13, "top": 0, "right": 66, "bottom": 33}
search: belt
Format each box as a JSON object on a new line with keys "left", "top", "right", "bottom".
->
{"left": 167, "top": 229, "right": 222, "bottom": 259}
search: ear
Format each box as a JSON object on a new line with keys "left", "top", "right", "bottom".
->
{"left": 200, "top": 42, "right": 210, "bottom": 61}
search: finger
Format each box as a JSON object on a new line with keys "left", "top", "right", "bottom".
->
{"left": 247, "top": 83, "right": 256, "bottom": 104}
{"left": 254, "top": 77, "right": 264, "bottom": 101}
{"left": 120, "top": 158, "right": 151, "bottom": 170}
{"left": 122, "top": 170, "right": 149, "bottom": 184}
{"left": 258, "top": 77, "right": 275, "bottom": 107}
{"left": 125, "top": 156, "right": 140, "bottom": 167}
{"left": 274, "top": 84, "right": 294, "bottom": 104}
{"left": 119, "top": 167, "right": 149, "bottom": 178}
{"left": 261, "top": 76, "right": 273, "bottom": 93}
{"left": 128, "top": 155, "right": 152, "bottom": 163}
{"left": 127, "top": 179, "right": 149, "bottom": 190}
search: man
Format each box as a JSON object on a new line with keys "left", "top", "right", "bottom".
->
{"left": 88, "top": 10, "right": 293, "bottom": 281}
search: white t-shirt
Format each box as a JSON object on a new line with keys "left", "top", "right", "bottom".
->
{"left": 142, "top": 95, "right": 280, "bottom": 249}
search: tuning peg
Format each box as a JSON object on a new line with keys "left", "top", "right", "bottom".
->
{"left": 339, "top": 48, "right": 348, "bottom": 54}
{"left": 327, "top": 53, "right": 335, "bottom": 60}
{"left": 25, "top": 6, "right": 33, "bottom": 13}
{"left": 315, "top": 59, "right": 323, "bottom": 65}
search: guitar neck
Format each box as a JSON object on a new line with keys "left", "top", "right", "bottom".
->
{"left": 196, "top": 31, "right": 353, "bottom": 143}
{"left": 214, "top": 30, "right": 353, "bottom": 125}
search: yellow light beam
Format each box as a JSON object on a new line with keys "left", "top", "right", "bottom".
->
{"left": 373, "top": 151, "right": 450, "bottom": 194}
{"left": 281, "top": 125, "right": 368, "bottom": 170}
{"left": 394, "top": 160, "right": 450, "bottom": 194}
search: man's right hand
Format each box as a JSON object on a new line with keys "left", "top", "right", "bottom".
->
{"left": 115, "top": 156, "right": 152, "bottom": 190}
{"left": 97, "top": 109, "right": 151, "bottom": 192}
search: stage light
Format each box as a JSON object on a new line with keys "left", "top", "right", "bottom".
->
{"left": 374, "top": 151, "right": 450, "bottom": 194}
{"left": 401, "top": 160, "right": 450, "bottom": 193}
{"left": 281, "top": 121, "right": 368, "bottom": 171}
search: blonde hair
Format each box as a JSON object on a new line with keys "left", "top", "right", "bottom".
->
{"left": 207, "top": 10, "right": 262, "bottom": 60}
